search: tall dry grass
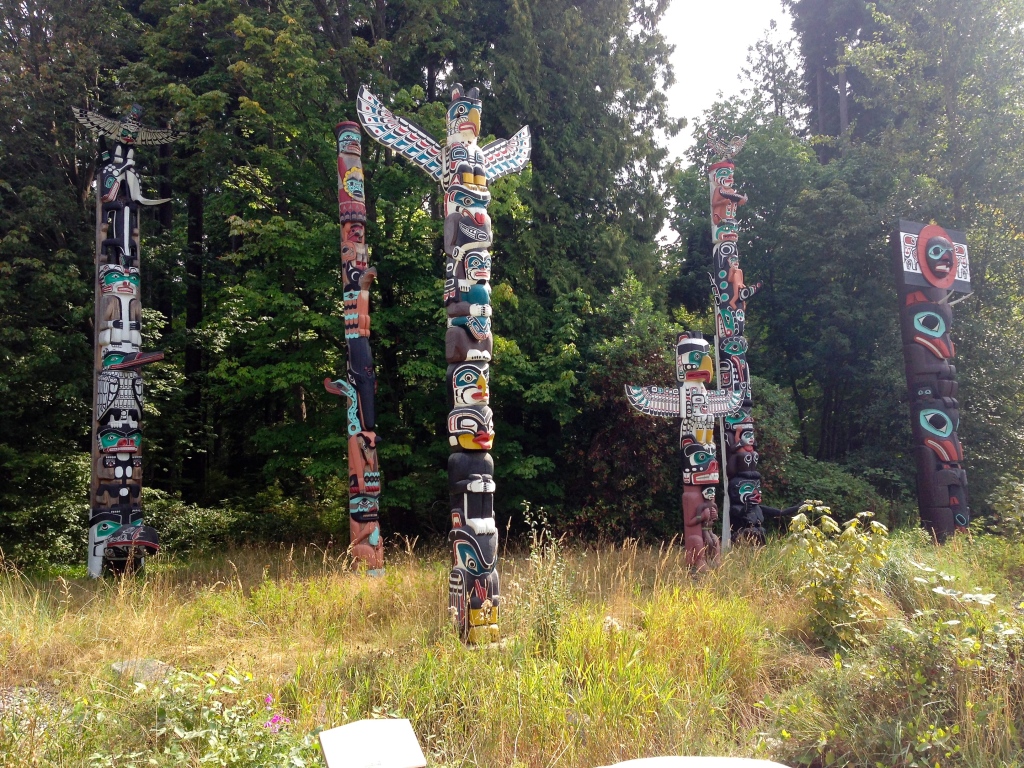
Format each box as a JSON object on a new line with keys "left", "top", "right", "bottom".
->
{"left": 1, "top": 528, "right": 1023, "bottom": 767}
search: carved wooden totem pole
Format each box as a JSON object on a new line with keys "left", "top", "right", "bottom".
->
{"left": 705, "top": 133, "right": 771, "bottom": 546}
{"left": 892, "top": 220, "right": 971, "bottom": 539}
{"left": 626, "top": 333, "right": 743, "bottom": 570}
{"left": 73, "top": 104, "right": 180, "bottom": 576}
{"left": 357, "top": 84, "right": 530, "bottom": 643}
{"left": 324, "top": 122, "right": 384, "bottom": 575}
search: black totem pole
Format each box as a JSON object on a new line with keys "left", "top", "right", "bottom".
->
{"left": 357, "top": 84, "right": 530, "bottom": 643}
{"left": 893, "top": 220, "right": 972, "bottom": 539}
{"left": 73, "top": 104, "right": 180, "bottom": 576}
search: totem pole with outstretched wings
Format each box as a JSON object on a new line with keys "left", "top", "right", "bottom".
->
{"left": 357, "top": 84, "right": 529, "bottom": 644}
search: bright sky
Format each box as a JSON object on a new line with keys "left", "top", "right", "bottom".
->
{"left": 659, "top": 0, "right": 793, "bottom": 158}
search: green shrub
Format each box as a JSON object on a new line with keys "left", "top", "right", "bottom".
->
{"left": 787, "top": 504, "right": 890, "bottom": 649}
{"left": 0, "top": 448, "right": 88, "bottom": 569}
{"left": 766, "top": 559, "right": 1024, "bottom": 767}
{"left": 772, "top": 454, "right": 894, "bottom": 523}
{"left": 986, "top": 474, "right": 1024, "bottom": 538}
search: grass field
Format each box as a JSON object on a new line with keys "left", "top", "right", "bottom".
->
{"left": 2, "top": 519, "right": 1023, "bottom": 767}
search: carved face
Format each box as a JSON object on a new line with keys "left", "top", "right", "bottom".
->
{"left": 450, "top": 529, "right": 496, "bottom": 575}
{"left": 676, "top": 336, "right": 713, "bottom": 384}
{"left": 731, "top": 476, "right": 762, "bottom": 507}
{"left": 448, "top": 406, "right": 494, "bottom": 450}
{"left": 349, "top": 495, "right": 380, "bottom": 521}
{"left": 714, "top": 166, "right": 735, "bottom": 188}
{"left": 342, "top": 166, "right": 365, "bottom": 203}
{"left": 465, "top": 250, "right": 492, "bottom": 282}
{"left": 450, "top": 363, "right": 490, "bottom": 406}
{"left": 447, "top": 84, "right": 482, "bottom": 142}
{"left": 714, "top": 220, "right": 739, "bottom": 242}
{"left": 916, "top": 224, "right": 958, "bottom": 290}
{"left": 99, "top": 265, "right": 139, "bottom": 295}
{"left": 344, "top": 221, "right": 365, "bottom": 244}
{"left": 682, "top": 438, "right": 719, "bottom": 484}
{"left": 444, "top": 186, "right": 491, "bottom": 224}
{"left": 98, "top": 425, "right": 141, "bottom": 454}
{"left": 336, "top": 126, "right": 361, "bottom": 156}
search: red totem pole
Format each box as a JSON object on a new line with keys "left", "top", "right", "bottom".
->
{"left": 892, "top": 220, "right": 972, "bottom": 539}
{"left": 325, "top": 122, "right": 384, "bottom": 574}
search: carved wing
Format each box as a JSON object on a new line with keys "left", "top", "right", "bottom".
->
{"left": 95, "top": 371, "right": 120, "bottom": 420}
{"left": 72, "top": 108, "right": 122, "bottom": 139}
{"left": 625, "top": 385, "right": 681, "bottom": 419}
{"left": 356, "top": 86, "right": 442, "bottom": 181}
{"left": 706, "top": 130, "right": 747, "bottom": 159}
{"left": 483, "top": 126, "right": 531, "bottom": 182}
{"left": 705, "top": 386, "right": 746, "bottom": 417}
{"left": 134, "top": 125, "right": 182, "bottom": 145}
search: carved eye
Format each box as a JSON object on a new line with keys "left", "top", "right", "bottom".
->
{"left": 928, "top": 244, "right": 951, "bottom": 261}
{"left": 914, "top": 311, "right": 946, "bottom": 337}
{"left": 919, "top": 408, "right": 953, "bottom": 437}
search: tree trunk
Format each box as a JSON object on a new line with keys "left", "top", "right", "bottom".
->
{"left": 837, "top": 66, "right": 849, "bottom": 134}
{"left": 183, "top": 188, "right": 205, "bottom": 496}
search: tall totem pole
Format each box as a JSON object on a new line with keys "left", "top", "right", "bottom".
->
{"left": 357, "top": 84, "right": 530, "bottom": 643}
{"left": 324, "top": 122, "right": 384, "bottom": 575}
{"left": 625, "top": 333, "right": 744, "bottom": 570}
{"left": 73, "top": 104, "right": 180, "bottom": 576}
{"left": 892, "top": 220, "right": 971, "bottom": 539}
{"left": 704, "top": 132, "right": 773, "bottom": 546}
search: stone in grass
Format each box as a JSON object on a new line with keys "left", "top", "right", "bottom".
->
{"left": 111, "top": 659, "right": 172, "bottom": 683}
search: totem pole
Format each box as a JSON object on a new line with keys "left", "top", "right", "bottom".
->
{"left": 705, "top": 132, "right": 773, "bottom": 546}
{"left": 357, "top": 84, "right": 530, "bottom": 643}
{"left": 324, "top": 122, "right": 384, "bottom": 575}
{"left": 625, "top": 333, "right": 743, "bottom": 570}
{"left": 892, "top": 220, "right": 971, "bottom": 539}
{"left": 73, "top": 104, "right": 180, "bottom": 576}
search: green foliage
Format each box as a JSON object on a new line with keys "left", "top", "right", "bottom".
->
{"left": 3, "top": 0, "right": 1024, "bottom": 563}
{"left": 787, "top": 505, "right": 890, "bottom": 648}
{"left": 772, "top": 453, "right": 894, "bottom": 523}
{"left": 143, "top": 668, "right": 316, "bottom": 767}
{"left": 0, "top": 450, "right": 88, "bottom": 569}
{"left": 768, "top": 552, "right": 1024, "bottom": 767}
{"left": 985, "top": 475, "right": 1024, "bottom": 539}
{"left": 566, "top": 273, "right": 680, "bottom": 537}
{"left": 514, "top": 502, "right": 571, "bottom": 648}
{"left": 0, "top": 668, "right": 318, "bottom": 767}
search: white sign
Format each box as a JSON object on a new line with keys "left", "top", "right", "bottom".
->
{"left": 319, "top": 718, "right": 427, "bottom": 768}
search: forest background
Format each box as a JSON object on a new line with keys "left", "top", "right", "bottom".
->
{"left": 2, "top": 0, "right": 1024, "bottom": 568}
